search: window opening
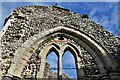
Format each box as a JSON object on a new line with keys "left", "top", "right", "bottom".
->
{"left": 62, "top": 50, "right": 77, "bottom": 79}
{"left": 44, "top": 51, "right": 58, "bottom": 78}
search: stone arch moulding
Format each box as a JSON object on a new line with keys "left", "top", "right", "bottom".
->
{"left": 36, "top": 42, "right": 60, "bottom": 78}
{"left": 7, "top": 26, "right": 117, "bottom": 79}
{"left": 37, "top": 41, "right": 81, "bottom": 79}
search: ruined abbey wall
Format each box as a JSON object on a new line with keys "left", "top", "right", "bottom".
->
{"left": 0, "top": 5, "right": 120, "bottom": 80}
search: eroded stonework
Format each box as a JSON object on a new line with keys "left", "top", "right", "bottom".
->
{"left": 0, "top": 5, "right": 120, "bottom": 80}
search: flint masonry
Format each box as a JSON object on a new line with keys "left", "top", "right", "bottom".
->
{"left": 0, "top": 5, "right": 120, "bottom": 80}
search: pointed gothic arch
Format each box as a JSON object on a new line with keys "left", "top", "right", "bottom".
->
{"left": 5, "top": 26, "right": 117, "bottom": 79}
{"left": 45, "top": 51, "right": 58, "bottom": 78}
{"left": 62, "top": 50, "right": 78, "bottom": 78}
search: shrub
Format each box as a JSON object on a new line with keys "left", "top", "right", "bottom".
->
{"left": 82, "top": 14, "right": 89, "bottom": 19}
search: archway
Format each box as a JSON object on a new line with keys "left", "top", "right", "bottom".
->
{"left": 6, "top": 26, "right": 117, "bottom": 80}
{"left": 62, "top": 50, "right": 77, "bottom": 79}
{"left": 44, "top": 51, "right": 58, "bottom": 78}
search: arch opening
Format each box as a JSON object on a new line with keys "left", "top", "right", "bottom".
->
{"left": 44, "top": 51, "right": 58, "bottom": 78}
{"left": 62, "top": 50, "right": 77, "bottom": 79}
{"left": 6, "top": 26, "right": 117, "bottom": 79}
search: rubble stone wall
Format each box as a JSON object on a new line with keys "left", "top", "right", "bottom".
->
{"left": 0, "top": 5, "right": 120, "bottom": 79}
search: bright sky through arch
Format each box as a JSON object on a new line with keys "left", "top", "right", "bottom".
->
{"left": 46, "top": 51, "right": 58, "bottom": 73}
{"left": 62, "top": 51, "right": 77, "bottom": 78}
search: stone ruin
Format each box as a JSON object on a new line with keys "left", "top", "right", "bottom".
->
{"left": 0, "top": 5, "right": 120, "bottom": 80}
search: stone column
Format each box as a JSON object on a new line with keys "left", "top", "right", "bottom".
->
{"left": 58, "top": 45, "right": 64, "bottom": 80}
{"left": 58, "top": 54, "right": 62, "bottom": 80}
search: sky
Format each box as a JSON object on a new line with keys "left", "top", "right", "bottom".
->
{"left": 46, "top": 51, "right": 77, "bottom": 78}
{"left": 0, "top": 1, "right": 120, "bottom": 79}
{"left": 0, "top": 2, "right": 120, "bottom": 36}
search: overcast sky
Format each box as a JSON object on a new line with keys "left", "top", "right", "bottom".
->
{"left": 0, "top": 1, "right": 120, "bottom": 78}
